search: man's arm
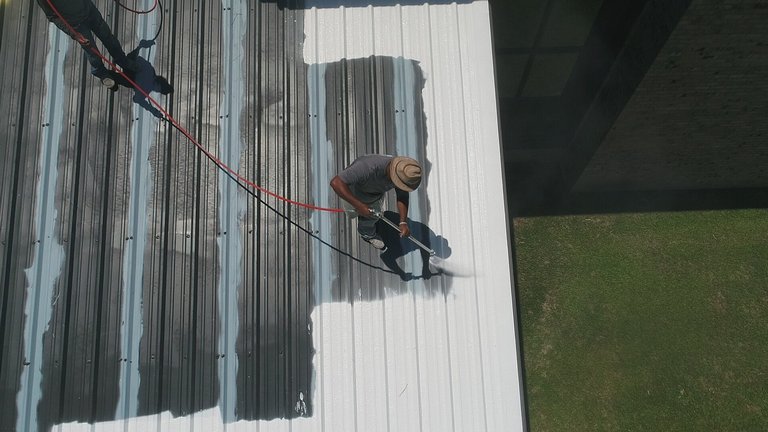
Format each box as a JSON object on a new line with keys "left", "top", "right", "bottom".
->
{"left": 395, "top": 189, "right": 411, "bottom": 238}
{"left": 133, "top": 93, "right": 163, "bottom": 119}
{"left": 330, "top": 176, "right": 373, "bottom": 218}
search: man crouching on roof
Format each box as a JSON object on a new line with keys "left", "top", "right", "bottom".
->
{"left": 331, "top": 155, "right": 422, "bottom": 250}
{"left": 36, "top": 0, "right": 137, "bottom": 89}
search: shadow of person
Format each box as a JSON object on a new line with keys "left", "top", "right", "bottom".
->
{"left": 376, "top": 210, "right": 452, "bottom": 282}
{"left": 112, "top": 39, "right": 173, "bottom": 119}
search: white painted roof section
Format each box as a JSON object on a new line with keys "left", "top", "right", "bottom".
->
{"left": 301, "top": 2, "right": 525, "bottom": 432}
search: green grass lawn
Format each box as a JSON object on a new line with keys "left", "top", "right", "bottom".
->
{"left": 513, "top": 210, "right": 768, "bottom": 431}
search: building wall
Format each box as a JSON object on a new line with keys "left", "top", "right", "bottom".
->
{"left": 576, "top": 0, "right": 768, "bottom": 191}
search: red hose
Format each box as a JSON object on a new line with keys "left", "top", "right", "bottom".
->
{"left": 45, "top": 0, "right": 344, "bottom": 213}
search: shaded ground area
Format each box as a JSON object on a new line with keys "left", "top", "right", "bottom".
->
{"left": 494, "top": 0, "right": 768, "bottom": 217}
{"left": 513, "top": 210, "right": 768, "bottom": 431}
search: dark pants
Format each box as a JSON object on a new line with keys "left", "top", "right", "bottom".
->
{"left": 51, "top": 5, "right": 130, "bottom": 77}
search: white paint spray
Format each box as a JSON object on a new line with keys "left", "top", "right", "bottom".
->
{"left": 116, "top": 0, "right": 159, "bottom": 419}
{"left": 393, "top": 57, "right": 427, "bottom": 276}
{"left": 307, "top": 62, "right": 334, "bottom": 425}
{"left": 216, "top": 0, "right": 248, "bottom": 424}
{"left": 16, "top": 24, "right": 68, "bottom": 432}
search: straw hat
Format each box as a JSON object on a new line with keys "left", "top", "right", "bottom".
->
{"left": 388, "top": 156, "right": 422, "bottom": 192}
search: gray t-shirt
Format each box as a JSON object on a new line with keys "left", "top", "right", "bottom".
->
{"left": 338, "top": 155, "right": 400, "bottom": 204}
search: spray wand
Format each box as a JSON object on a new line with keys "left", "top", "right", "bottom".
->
{"left": 371, "top": 210, "right": 436, "bottom": 257}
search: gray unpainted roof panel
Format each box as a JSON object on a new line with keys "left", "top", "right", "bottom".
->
{"left": 0, "top": 0, "right": 524, "bottom": 431}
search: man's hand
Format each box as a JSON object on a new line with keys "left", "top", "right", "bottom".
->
{"left": 399, "top": 222, "right": 411, "bottom": 238}
{"left": 356, "top": 205, "right": 374, "bottom": 218}
{"left": 331, "top": 175, "right": 375, "bottom": 218}
{"left": 75, "top": 33, "right": 90, "bottom": 46}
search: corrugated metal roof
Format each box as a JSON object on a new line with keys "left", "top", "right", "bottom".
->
{"left": 0, "top": 1, "right": 524, "bottom": 431}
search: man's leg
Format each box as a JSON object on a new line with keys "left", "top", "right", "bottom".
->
{"left": 341, "top": 197, "right": 385, "bottom": 249}
{"left": 357, "top": 216, "right": 378, "bottom": 237}
{"left": 357, "top": 199, "right": 385, "bottom": 249}
{"left": 342, "top": 197, "right": 383, "bottom": 237}
{"left": 85, "top": 4, "right": 136, "bottom": 72}
{"left": 51, "top": 18, "right": 109, "bottom": 77}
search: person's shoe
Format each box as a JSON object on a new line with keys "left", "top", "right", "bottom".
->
{"left": 100, "top": 72, "right": 119, "bottom": 91}
{"left": 361, "top": 234, "right": 386, "bottom": 250}
{"left": 101, "top": 76, "right": 116, "bottom": 88}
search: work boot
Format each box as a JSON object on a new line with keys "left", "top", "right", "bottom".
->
{"left": 361, "top": 234, "right": 386, "bottom": 251}
{"left": 100, "top": 71, "right": 119, "bottom": 91}
{"left": 101, "top": 76, "right": 116, "bottom": 88}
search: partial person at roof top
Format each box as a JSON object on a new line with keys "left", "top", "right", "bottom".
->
{"left": 36, "top": 0, "right": 137, "bottom": 88}
{"left": 330, "top": 155, "right": 423, "bottom": 251}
